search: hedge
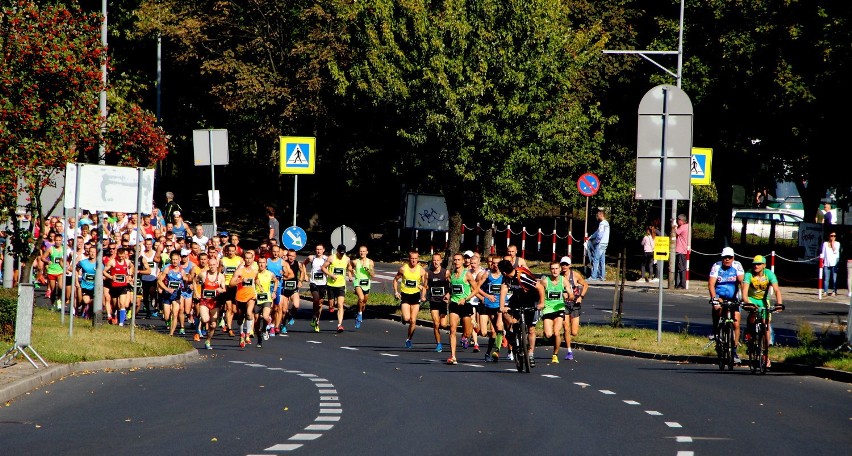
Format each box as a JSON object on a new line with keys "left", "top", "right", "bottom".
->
{"left": 0, "top": 287, "right": 18, "bottom": 341}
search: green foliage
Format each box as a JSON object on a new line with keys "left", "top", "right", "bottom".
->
{"left": 0, "top": 288, "right": 17, "bottom": 341}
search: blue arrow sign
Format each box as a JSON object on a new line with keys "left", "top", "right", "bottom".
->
{"left": 282, "top": 226, "right": 307, "bottom": 251}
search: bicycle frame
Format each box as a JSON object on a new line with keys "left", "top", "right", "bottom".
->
{"left": 509, "top": 306, "right": 535, "bottom": 373}
{"left": 713, "top": 298, "right": 740, "bottom": 371}
{"left": 743, "top": 303, "right": 784, "bottom": 374}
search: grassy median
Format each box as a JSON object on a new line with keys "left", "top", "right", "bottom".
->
{"left": 1, "top": 308, "right": 193, "bottom": 364}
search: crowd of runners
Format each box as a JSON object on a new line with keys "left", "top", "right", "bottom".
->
{"left": 23, "top": 199, "right": 588, "bottom": 361}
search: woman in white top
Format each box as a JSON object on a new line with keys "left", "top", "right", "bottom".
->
{"left": 822, "top": 231, "right": 840, "bottom": 296}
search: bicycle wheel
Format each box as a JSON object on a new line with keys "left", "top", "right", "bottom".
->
{"left": 747, "top": 329, "right": 758, "bottom": 374}
{"left": 725, "top": 325, "right": 735, "bottom": 370}
{"left": 518, "top": 319, "right": 531, "bottom": 373}
{"left": 757, "top": 332, "right": 767, "bottom": 374}
{"left": 716, "top": 328, "right": 726, "bottom": 371}
{"left": 512, "top": 326, "right": 524, "bottom": 372}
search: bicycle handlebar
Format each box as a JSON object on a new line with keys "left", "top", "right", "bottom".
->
{"left": 742, "top": 303, "right": 785, "bottom": 312}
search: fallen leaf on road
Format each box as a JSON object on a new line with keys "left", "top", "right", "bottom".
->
{"left": 211, "top": 437, "right": 218, "bottom": 442}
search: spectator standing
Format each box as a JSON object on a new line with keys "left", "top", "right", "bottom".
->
{"left": 821, "top": 231, "right": 840, "bottom": 296}
{"left": 673, "top": 214, "right": 689, "bottom": 289}
{"left": 588, "top": 209, "right": 610, "bottom": 281}
{"left": 163, "top": 192, "right": 183, "bottom": 224}
{"left": 267, "top": 206, "right": 280, "bottom": 242}
{"left": 638, "top": 226, "right": 655, "bottom": 283}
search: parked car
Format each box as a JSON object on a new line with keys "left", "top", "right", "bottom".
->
{"left": 731, "top": 208, "right": 804, "bottom": 240}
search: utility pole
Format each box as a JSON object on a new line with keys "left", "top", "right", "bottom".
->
{"left": 93, "top": 0, "right": 108, "bottom": 326}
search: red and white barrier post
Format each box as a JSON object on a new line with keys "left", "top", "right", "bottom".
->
{"left": 521, "top": 226, "right": 527, "bottom": 259}
{"left": 551, "top": 229, "right": 557, "bottom": 262}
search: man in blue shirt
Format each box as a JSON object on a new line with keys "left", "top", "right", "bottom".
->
{"left": 588, "top": 209, "right": 610, "bottom": 281}
{"left": 708, "top": 247, "right": 745, "bottom": 363}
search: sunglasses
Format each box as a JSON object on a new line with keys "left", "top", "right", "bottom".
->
{"left": 722, "top": 256, "right": 734, "bottom": 259}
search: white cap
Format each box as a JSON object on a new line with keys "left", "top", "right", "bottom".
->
{"left": 721, "top": 247, "right": 735, "bottom": 257}
{"left": 559, "top": 256, "right": 571, "bottom": 265}
{"left": 463, "top": 250, "right": 474, "bottom": 258}
{"left": 180, "top": 248, "right": 191, "bottom": 257}
{"left": 173, "top": 211, "right": 181, "bottom": 216}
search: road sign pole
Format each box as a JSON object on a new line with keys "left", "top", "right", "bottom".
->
{"left": 208, "top": 130, "right": 218, "bottom": 236}
{"left": 583, "top": 196, "right": 589, "bottom": 274}
{"left": 657, "top": 88, "right": 670, "bottom": 344}
{"left": 293, "top": 175, "right": 298, "bottom": 226}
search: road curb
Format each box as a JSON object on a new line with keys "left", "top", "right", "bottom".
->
{"left": 0, "top": 349, "right": 201, "bottom": 404}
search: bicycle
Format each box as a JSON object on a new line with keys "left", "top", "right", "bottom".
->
{"left": 711, "top": 298, "right": 741, "bottom": 371}
{"left": 508, "top": 305, "right": 537, "bottom": 373}
{"left": 742, "top": 303, "right": 785, "bottom": 374}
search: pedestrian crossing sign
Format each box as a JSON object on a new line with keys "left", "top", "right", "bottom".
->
{"left": 690, "top": 147, "right": 712, "bottom": 185}
{"left": 279, "top": 136, "right": 316, "bottom": 175}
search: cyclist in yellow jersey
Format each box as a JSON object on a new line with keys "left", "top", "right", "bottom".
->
{"left": 348, "top": 245, "right": 374, "bottom": 329}
{"left": 220, "top": 244, "right": 244, "bottom": 337}
{"left": 393, "top": 251, "right": 427, "bottom": 349}
{"left": 322, "top": 244, "right": 352, "bottom": 333}
{"left": 253, "top": 256, "right": 278, "bottom": 347}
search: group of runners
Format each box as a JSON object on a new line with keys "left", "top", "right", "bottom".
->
{"left": 389, "top": 246, "right": 588, "bottom": 366}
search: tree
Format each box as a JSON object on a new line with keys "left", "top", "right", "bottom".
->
{"left": 0, "top": 0, "right": 169, "bottom": 281}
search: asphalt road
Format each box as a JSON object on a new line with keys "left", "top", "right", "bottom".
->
{"left": 1, "top": 309, "right": 851, "bottom": 455}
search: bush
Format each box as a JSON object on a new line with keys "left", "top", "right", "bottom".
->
{"left": 0, "top": 288, "right": 17, "bottom": 341}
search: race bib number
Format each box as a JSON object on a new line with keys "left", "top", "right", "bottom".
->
{"left": 489, "top": 284, "right": 501, "bottom": 294}
{"left": 405, "top": 280, "right": 417, "bottom": 288}
{"left": 257, "top": 292, "right": 270, "bottom": 302}
{"left": 242, "top": 278, "right": 254, "bottom": 287}
{"left": 451, "top": 285, "right": 463, "bottom": 295}
{"left": 358, "top": 279, "right": 370, "bottom": 287}
{"left": 135, "top": 278, "right": 142, "bottom": 288}
{"left": 168, "top": 280, "right": 181, "bottom": 289}
{"left": 430, "top": 286, "right": 445, "bottom": 297}
{"left": 54, "top": 257, "right": 62, "bottom": 264}
{"left": 83, "top": 273, "right": 95, "bottom": 282}
{"left": 313, "top": 272, "right": 324, "bottom": 280}
{"left": 283, "top": 280, "right": 297, "bottom": 290}
{"left": 202, "top": 290, "right": 217, "bottom": 299}
{"left": 148, "top": 261, "right": 156, "bottom": 268}
{"left": 224, "top": 266, "right": 237, "bottom": 275}
{"left": 114, "top": 274, "right": 126, "bottom": 283}
{"left": 333, "top": 267, "right": 344, "bottom": 275}
{"left": 548, "top": 291, "right": 562, "bottom": 300}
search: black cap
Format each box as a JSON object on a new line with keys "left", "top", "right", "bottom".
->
{"left": 497, "top": 259, "right": 513, "bottom": 275}
{"left": 337, "top": 244, "right": 347, "bottom": 253}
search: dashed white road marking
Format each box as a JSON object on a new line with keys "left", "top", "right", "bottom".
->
{"left": 380, "top": 353, "right": 399, "bottom": 357}
{"left": 541, "top": 374, "right": 560, "bottom": 378}
{"left": 574, "top": 382, "right": 590, "bottom": 387}
{"left": 229, "top": 360, "right": 247, "bottom": 364}
{"left": 646, "top": 411, "right": 663, "bottom": 416}
{"left": 318, "top": 389, "right": 337, "bottom": 394}
{"left": 676, "top": 436, "right": 693, "bottom": 443}
{"left": 289, "top": 433, "right": 322, "bottom": 441}
{"left": 315, "top": 416, "right": 340, "bottom": 422}
{"left": 315, "top": 383, "right": 334, "bottom": 388}
{"left": 320, "top": 403, "right": 341, "bottom": 407}
{"left": 319, "top": 396, "right": 338, "bottom": 401}
{"left": 623, "top": 400, "right": 640, "bottom": 405}
{"left": 676, "top": 452, "right": 694, "bottom": 456}
{"left": 307, "top": 340, "right": 322, "bottom": 344}
{"left": 308, "top": 378, "right": 328, "bottom": 382}
{"left": 319, "top": 408, "right": 343, "bottom": 414}
{"left": 305, "top": 424, "right": 334, "bottom": 431}
{"left": 666, "top": 422, "right": 682, "bottom": 428}
{"left": 298, "top": 373, "right": 317, "bottom": 377}
{"left": 599, "top": 390, "right": 616, "bottom": 395}
{"left": 246, "top": 363, "right": 266, "bottom": 368}
{"left": 341, "top": 346, "right": 358, "bottom": 350}
{"left": 264, "top": 443, "right": 303, "bottom": 451}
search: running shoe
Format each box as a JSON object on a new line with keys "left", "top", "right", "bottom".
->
{"left": 228, "top": 329, "right": 235, "bottom": 337}
{"left": 461, "top": 337, "right": 469, "bottom": 349}
{"left": 288, "top": 317, "right": 295, "bottom": 326}
{"left": 239, "top": 334, "right": 246, "bottom": 348}
{"left": 507, "top": 352, "right": 514, "bottom": 361}
{"left": 355, "top": 313, "right": 362, "bottom": 329}
{"left": 733, "top": 348, "right": 741, "bottom": 365}
{"left": 446, "top": 357, "right": 457, "bottom": 365}
{"left": 193, "top": 333, "right": 201, "bottom": 342}
{"left": 472, "top": 343, "right": 480, "bottom": 353}
{"left": 529, "top": 354, "right": 536, "bottom": 368}
{"left": 204, "top": 341, "right": 212, "bottom": 350}
{"left": 405, "top": 339, "right": 412, "bottom": 349}
{"left": 200, "top": 329, "right": 207, "bottom": 337}
{"left": 311, "top": 318, "right": 320, "bottom": 333}
{"left": 551, "top": 355, "right": 559, "bottom": 364}
{"left": 262, "top": 331, "right": 269, "bottom": 341}
{"left": 246, "top": 334, "right": 252, "bottom": 344}
{"left": 280, "top": 326, "right": 288, "bottom": 334}
{"left": 150, "top": 311, "right": 159, "bottom": 318}
{"left": 257, "top": 340, "right": 263, "bottom": 348}
{"left": 179, "top": 328, "right": 185, "bottom": 335}
{"left": 435, "top": 343, "right": 443, "bottom": 353}
{"left": 564, "top": 351, "right": 574, "bottom": 361}
{"left": 46, "top": 288, "right": 51, "bottom": 299}
{"left": 484, "top": 355, "right": 492, "bottom": 363}
{"left": 337, "top": 324, "right": 344, "bottom": 333}
{"left": 501, "top": 336, "right": 508, "bottom": 348}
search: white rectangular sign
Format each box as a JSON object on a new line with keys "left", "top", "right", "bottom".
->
{"left": 208, "top": 190, "right": 220, "bottom": 208}
{"left": 16, "top": 169, "right": 66, "bottom": 217}
{"left": 404, "top": 193, "right": 449, "bottom": 231}
{"left": 193, "top": 129, "right": 229, "bottom": 166}
{"left": 64, "top": 163, "right": 155, "bottom": 214}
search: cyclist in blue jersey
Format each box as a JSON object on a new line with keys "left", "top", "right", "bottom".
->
{"left": 708, "top": 247, "right": 745, "bottom": 364}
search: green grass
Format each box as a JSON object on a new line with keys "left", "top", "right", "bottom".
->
{"left": 359, "top": 291, "right": 851, "bottom": 372}
{"left": 1, "top": 308, "right": 193, "bottom": 364}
